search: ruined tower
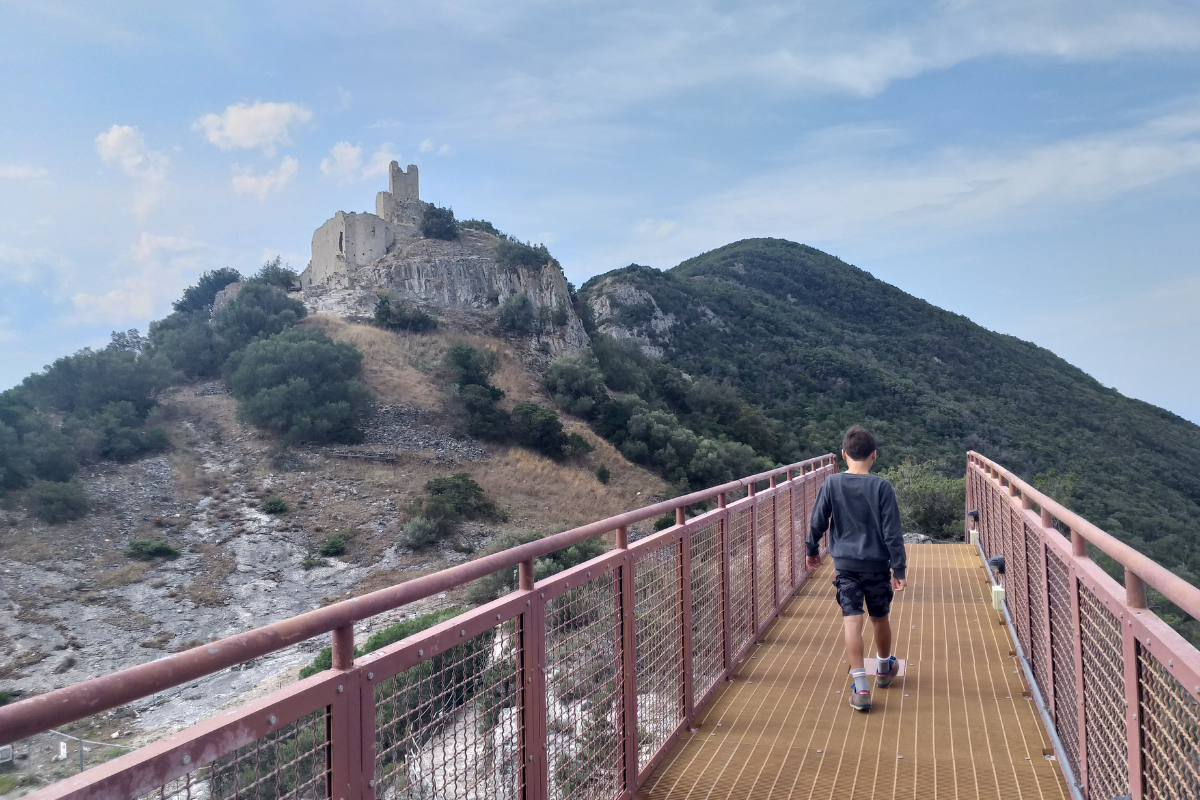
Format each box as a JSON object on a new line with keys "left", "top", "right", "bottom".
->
{"left": 303, "top": 161, "right": 423, "bottom": 288}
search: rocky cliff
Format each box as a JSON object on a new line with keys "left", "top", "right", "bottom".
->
{"left": 304, "top": 229, "right": 589, "bottom": 365}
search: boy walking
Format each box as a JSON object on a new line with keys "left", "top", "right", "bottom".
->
{"left": 805, "top": 426, "right": 907, "bottom": 712}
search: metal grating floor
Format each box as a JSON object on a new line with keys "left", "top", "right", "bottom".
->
{"left": 641, "top": 544, "right": 1069, "bottom": 800}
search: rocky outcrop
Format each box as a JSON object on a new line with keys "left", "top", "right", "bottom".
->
{"left": 303, "top": 229, "right": 590, "bottom": 363}
{"left": 583, "top": 275, "right": 676, "bottom": 357}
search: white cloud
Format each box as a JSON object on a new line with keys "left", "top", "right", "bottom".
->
{"left": 634, "top": 218, "right": 678, "bottom": 239}
{"left": 71, "top": 234, "right": 206, "bottom": 325}
{"left": 336, "top": 87, "right": 353, "bottom": 110}
{"left": 0, "top": 163, "right": 48, "bottom": 181}
{"left": 320, "top": 142, "right": 362, "bottom": 182}
{"left": 675, "top": 106, "right": 1200, "bottom": 248}
{"left": 94, "top": 124, "right": 169, "bottom": 214}
{"left": 231, "top": 157, "right": 299, "bottom": 199}
{"left": 363, "top": 145, "right": 399, "bottom": 178}
{"left": 418, "top": 138, "right": 434, "bottom": 153}
{"left": 437, "top": 143, "right": 455, "bottom": 156}
{"left": 193, "top": 101, "right": 312, "bottom": 155}
{"left": 320, "top": 143, "right": 398, "bottom": 182}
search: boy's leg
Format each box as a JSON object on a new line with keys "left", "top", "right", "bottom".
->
{"left": 842, "top": 614, "right": 866, "bottom": 670}
{"left": 870, "top": 615, "right": 892, "bottom": 660}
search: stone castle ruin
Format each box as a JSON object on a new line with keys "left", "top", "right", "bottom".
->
{"left": 300, "top": 162, "right": 589, "bottom": 359}
{"left": 302, "top": 162, "right": 422, "bottom": 288}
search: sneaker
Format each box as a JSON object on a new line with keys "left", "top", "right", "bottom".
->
{"left": 876, "top": 656, "right": 898, "bottom": 689}
{"left": 848, "top": 682, "right": 872, "bottom": 712}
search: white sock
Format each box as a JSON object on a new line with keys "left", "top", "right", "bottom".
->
{"left": 850, "top": 668, "right": 869, "bottom": 692}
{"left": 877, "top": 655, "right": 892, "bottom": 672}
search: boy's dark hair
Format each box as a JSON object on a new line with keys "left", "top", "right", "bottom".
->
{"left": 842, "top": 425, "right": 877, "bottom": 461}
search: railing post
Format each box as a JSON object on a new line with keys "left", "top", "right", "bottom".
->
{"left": 329, "top": 623, "right": 361, "bottom": 800}
{"left": 1039, "top": 508, "right": 1056, "bottom": 718}
{"left": 1122, "top": 574, "right": 1144, "bottom": 800}
{"left": 770, "top": 474, "right": 779, "bottom": 611}
{"left": 681, "top": 521, "right": 695, "bottom": 726}
{"left": 720, "top": 494, "right": 733, "bottom": 677}
{"left": 748, "top": 480, "right": 758, "bottom": 635}
{"left": 519, "top": 559, "right": 547, "bottom": 800}
{"left": 1125, "top": 570, "right": 1147, "bottom": 610}
{"left": 1068, "top": 556, "right": 1089, "bottom": 796}
{"left": 617, "top": 528, "right": 639, "bottom": 795}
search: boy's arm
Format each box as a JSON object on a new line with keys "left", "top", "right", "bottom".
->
{"left": 806, "top": 481, "right": 832, "bottom": 558}
{"left": 881, "top": 482, "right": 906, "bottom": 581}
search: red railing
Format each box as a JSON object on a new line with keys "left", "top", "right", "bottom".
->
{"left": 0, "top": 455, "right": 837, "bottom": 800}
{"left": 968, "top": 452, "right": 1200, "bottom": 800}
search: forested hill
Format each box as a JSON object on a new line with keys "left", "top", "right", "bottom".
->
{"left": 577, "top": 238, "right": 1200, "bottom": 585}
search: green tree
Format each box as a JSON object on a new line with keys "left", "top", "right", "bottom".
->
{"left": 249, "top": 256, "right": 298, "bottom": 290}
{"left": 373, "top": 293, "right": 437, "bottom": 333}
{"left": 511, "top": 402, "right": 569, "bottom": 460}
{"left": 879, "top": 460, "right": 965, "bottom": 539}
{"left": 420, "top": 205, "right": 459, "bottom": 240}
{"left": 173, "top": 268, "right": 243, "bottom": 313}
{"left": 224, "top": 326, "right": 371, "bottom": 444}
{"left": 214, "top": 283, "right": 308, "bottom": 353}
{"left": 497, "top": 293, "right": 536, "bottom": 333}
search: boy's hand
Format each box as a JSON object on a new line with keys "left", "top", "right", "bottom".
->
{"left": 805, "top": 555, "right": 821, "bottom": 570}
{"left": 893, "top": 577, "right": 907, "bottom": 592}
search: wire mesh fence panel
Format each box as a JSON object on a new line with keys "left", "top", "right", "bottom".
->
{"left": 689, "top": 519, "right": 725, "bottom": 704}
{"left": 776, "top": 488, "right": 793, "bottom": 595}
{"left": 634, "top": 541, "right": 683, "bottom": 772}
{"left": 1026, "top": 525, "right": 1052, "bottom": 709}
{"left": 142, "top": 707, "right": 332, "bottom": 800}
{"left": 1138, "top": 646, "right": 1200, "bottom": 800}
{"left": 1078, "top": 585, "right": 1127, "bottom": 800}
{"left": 544, "top": 571, "right": 625, "bottom": 800}
{"left": 1046, "top": 550, "right": 1080, "bottom": 781}
{"left": 372, "top": 619, "right": 524, "bottom": 800}
{"left": 1007, "top": 506, "right": 1031, "bottom": 656}
{"left": 756, "top": 496, "right": 775, "bottom": 626}
{"left": 728, "top": 507, "right": 755, "bottom": 657}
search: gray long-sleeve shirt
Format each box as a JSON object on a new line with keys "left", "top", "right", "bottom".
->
{"left": 806, "top": 472, "right": 906, "bottom": 580}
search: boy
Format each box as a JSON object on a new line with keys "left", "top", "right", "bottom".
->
{"left": 805, "top": 425, "right": 907, "bottom": 712}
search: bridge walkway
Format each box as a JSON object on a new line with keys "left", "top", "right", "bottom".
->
{"left": 641, "top": 544, "right": 1068, "bottom": 800}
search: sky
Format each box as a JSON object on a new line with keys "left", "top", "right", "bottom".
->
{"left": 1, "top": 1, "right": 1199, "bottom": 423}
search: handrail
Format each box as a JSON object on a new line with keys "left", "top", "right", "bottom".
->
{"left": 0, "top": 453, "right": 835, "bottom": 745}
{"left": 968, "top": 451, "right": 1200, "bottom": 619}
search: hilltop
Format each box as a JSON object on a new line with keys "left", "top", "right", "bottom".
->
{"left": 576, "top": 238, "right": 1200, "bottom": 596}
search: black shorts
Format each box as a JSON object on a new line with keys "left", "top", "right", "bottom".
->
{"left": 833, "top": 570, "right": 894, "bottom": 618}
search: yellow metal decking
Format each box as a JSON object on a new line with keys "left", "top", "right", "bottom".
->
{"left": 642, "top": 544, "right": 1069, "bottom": 800}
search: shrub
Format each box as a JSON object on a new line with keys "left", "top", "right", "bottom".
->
{"left": 459, "top": 219, "right": 502, "bottom": 236}
{"left": 422, "top": 473, "right": 504, "bottom": 524}
{"left": 146, "top": 310, "right": 225, "bottom": 379}
{"left": 495, "top": 239, "right": 556, "bottom": 270}
{"left": 511, "top": 402, "right": 568, "bottom": 459}
{"left": 458, "top": 384, "right": 512, "bottom": 441}
{"left": 214, "top": 283, "right": 308, "bottom": 354}
{"left": 443, "top": 343, "right": 500, "bottom": 388}
{"left": 249, "top": 256, "right": 299, "bottom": 290}
{"left": 224, "top": 326, "right": 371, "bottom": 444}
{"left": 551, "top": 305, "right": 569, "bottom": 327}
{"left": 654, "top": 513, "right": 676, "bottom": 531}
{"left": 879, "top": 460, "right": 965, "bottom": 539}
{"left": 299, "top": 607, "right": 462, "bottom": 678}
{"left": 542, "top": 350, "right": 609, "bottom": 419}
{"left": 317, "top": 531, "right": 352, "bottom": 557}
{"left": 373, "top": 293, "right": 437, "bottom": 333}
{"left": 126, "top": 539, "right": 180, "bottom": 560}
{"left": 420, "top": 205, "right": 459, "bottom": 240}
{"left": 400, "top": 516, "right": 440, "bottom": 549}
{"left": 595, "top": 464, "right": 611, "bottom": 484}
{"left": 173, "top": 268, "right": 243, "bottom": 313}
{"left": 63, "top": 401, "right": 170, "bottom": 463}
{"left": 260, "top": 495, "right": 288, "bottom": 514}
{"left": 20, "top": 339, "right": 177, "bottom": 418}
{"left": 565, "top": 432, "right": 594, "bottom": 459}
{"left": 497, "top": 293, "right": 536, "bottom": 333}
{"left": 28, "top": 479, "right": 87, "bottom": 523}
